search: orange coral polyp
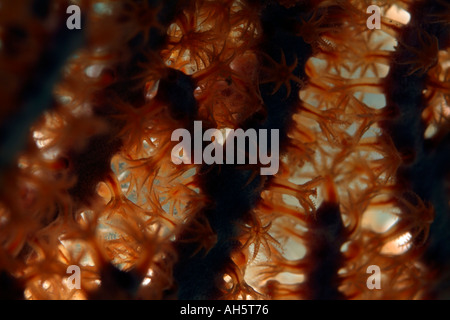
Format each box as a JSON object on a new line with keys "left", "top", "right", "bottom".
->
{"left": 1, "top": 0, "right": 449, "bottom": 301}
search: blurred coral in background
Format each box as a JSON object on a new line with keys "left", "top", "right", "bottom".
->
{"left": 0, "top": 0, "right": 449, "bottom": 300}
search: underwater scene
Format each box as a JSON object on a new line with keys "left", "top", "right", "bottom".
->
{"left": 0, "top": 0, "right": 449, "bottom": 300}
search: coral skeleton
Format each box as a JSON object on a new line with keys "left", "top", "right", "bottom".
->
{"left": 0, "top": 0, "right": 449, "bottom": 300}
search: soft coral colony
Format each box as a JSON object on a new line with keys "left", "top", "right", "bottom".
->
{"left": 0, "top": 0, "right": 449, "bottom": 300}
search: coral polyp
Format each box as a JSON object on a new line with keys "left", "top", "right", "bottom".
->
{"left": 0, "top": 0, "right": 449, "bottom": 300}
